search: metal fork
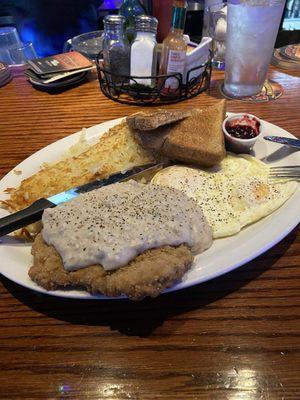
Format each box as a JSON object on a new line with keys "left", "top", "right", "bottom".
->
{"left": 269, "top": 166, "right": 300, "bottom": 181}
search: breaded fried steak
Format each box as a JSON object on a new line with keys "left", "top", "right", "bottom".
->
{"left": 29, "top": 181, "right": 213, "bottom": 300}
{"left": 29, "top": 234, "right": 193, "bottom": 300}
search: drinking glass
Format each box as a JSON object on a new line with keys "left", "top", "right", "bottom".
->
{"left": 9, "top": 42, "right": 37, "bottom": 65}
{"left": 0, "top": 26, "right": 22, "bottom": 64}
{"left": 223, "top": 0, "right": 286, "bottom": 98}
{"left": 208, "top": 2, "right": 227, "bottom": 70}
{"left": 0, "top": 48, "right": 13, "bottom": 64}
{"left": 63, "top": 31, "right": 103, "bottom": 61}
{"left": 0, "top": 27, "right": 21, "bottom": 49}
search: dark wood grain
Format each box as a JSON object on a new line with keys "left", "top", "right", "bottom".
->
{"left": 0, "top": 66, "right": 299, "bottom": 400}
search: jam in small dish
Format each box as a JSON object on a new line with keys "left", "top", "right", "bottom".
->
{"left": 222, "top": 113, "right": 263, "bottom": 154}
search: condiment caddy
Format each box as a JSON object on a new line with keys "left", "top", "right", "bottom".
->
{"left": 96, "top": 0, "right": 212, "bottom": 105}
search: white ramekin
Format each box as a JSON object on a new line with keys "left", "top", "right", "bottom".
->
{"left": 222, "top": 113, "right": 263, "bottom": 153}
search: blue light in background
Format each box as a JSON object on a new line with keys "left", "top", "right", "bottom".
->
{"left": 100, "top": 0, "right": 122, "bottom": 9}
{"left": 2, "top": 1, "right": 123, "bottom": 57}
{"left": 20, "top": 21, "right": 54, "bottom": 57}
{"left": 14, "top": 2, "right": 102, "bottom": 57}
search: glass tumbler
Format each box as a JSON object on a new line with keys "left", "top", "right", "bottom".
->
{"left": 0, "top": 26, "right": 22, "bottom": 64}
{"left": 223, "top": 0, "right": 286, "bottom": 98}
{"left": 9, "top": 42, "right": 37, "bottom": 65}
{"left": 0, "top": 48, "right": 13, "bottom": 64}
{"left": 0, "top": 27, "right": 21, "bottom": 49}
{"left": 208, "top": 2, "right": 227, "bottom": 70}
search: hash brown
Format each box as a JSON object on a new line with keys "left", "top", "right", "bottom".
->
{"left": 3, "top": 121, "right": 157, "bottom": 213}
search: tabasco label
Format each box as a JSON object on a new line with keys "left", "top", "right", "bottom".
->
{"left": 164, "top": 50, "right": 186, "bottom": 90}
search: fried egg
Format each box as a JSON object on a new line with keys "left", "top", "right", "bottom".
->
{"left": 151, "top": 154, "right": 298, "bottom": 238}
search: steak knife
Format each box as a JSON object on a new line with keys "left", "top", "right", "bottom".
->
{"left": 264, "top": 136, "right": 300, "bottom": 149}
{"left": 0, "top": 163, "right": 163, "bottom": 237}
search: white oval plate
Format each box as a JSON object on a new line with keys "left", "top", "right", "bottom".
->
{"left": 0, "top": 115, "right": 299, "bottom": 299}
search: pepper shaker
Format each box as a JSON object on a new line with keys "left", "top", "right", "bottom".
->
{"left": 102, "top": 15, "right": 130, "bottom": 83}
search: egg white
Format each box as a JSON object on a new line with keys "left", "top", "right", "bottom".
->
{"left": 151, "top": 154, "right": 298, "bottom": 238}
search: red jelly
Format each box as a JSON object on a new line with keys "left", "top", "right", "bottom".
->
{"left": 225, "top": 115, "right": 260, "bottom": 140}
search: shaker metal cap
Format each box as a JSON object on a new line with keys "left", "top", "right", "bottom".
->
{"left": 104, "top": 15, "right": 126, "bottom": 27}
{"left": 135, "top": 15, "right": 158, "bottom": 34}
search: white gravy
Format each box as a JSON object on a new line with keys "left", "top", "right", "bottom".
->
{"left": 42, "top": 180, "right": 212, "bottom": 271}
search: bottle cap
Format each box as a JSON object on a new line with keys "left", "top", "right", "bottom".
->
{"left": 135, "top": 15, "right": 158, "bottom": 34}
{"left": 104, "top": 15, "right": 126, "bottom": 28}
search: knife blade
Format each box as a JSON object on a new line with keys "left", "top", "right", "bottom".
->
{"left": 264, "top": 136, "right": 300, "bottom": 149}
{"left": 0, "top": 162, "right": 163, "bottom": 237}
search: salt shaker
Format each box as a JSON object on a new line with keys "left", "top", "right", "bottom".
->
{"left": 102, "top": 15, "right": 130, "bottom": 82}
{"left": 130, "top": 15, "right": 158, "bottom": 86}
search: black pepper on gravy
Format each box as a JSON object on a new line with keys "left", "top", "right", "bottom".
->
{"left": 42, "top": 180, "right": 213, "bottom": 271}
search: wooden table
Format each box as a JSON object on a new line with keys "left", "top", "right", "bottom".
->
{"left": 0, "top": 67, "right": 299, "bottom": 400}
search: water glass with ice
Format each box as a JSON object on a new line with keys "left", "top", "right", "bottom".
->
{"left": 223, "top": 0, "right": 286, "bottom": 98}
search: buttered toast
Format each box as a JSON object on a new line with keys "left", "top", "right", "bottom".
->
{"left": 135, "top": 100, "right": 226, "bottom": 167}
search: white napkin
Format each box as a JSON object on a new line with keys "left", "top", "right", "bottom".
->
{"left": 184, "top": 37, "right": 212, "bottom": 84}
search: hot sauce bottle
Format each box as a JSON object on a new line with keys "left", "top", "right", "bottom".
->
{"left": 158, "top": 0, "right": 187, "bottom": 95}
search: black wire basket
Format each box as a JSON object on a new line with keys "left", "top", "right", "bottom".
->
{"left": 95, "top": 54, "right": 212, "bottom": 106}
